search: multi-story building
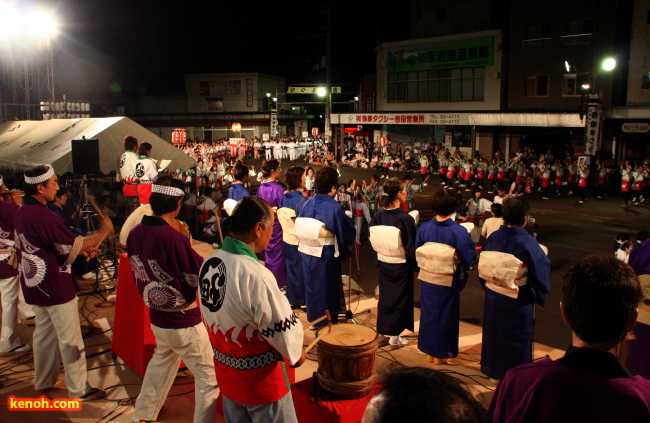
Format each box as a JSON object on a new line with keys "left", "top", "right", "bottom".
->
{"left": 334, "top": 0, "right": 649, "bottom": 160}
{"left": 131, "top": 72, "right": 313, "bottom": 142}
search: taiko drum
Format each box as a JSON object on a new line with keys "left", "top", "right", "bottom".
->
{"left": 316, "top": 323, "right": 378, "bottom": 399}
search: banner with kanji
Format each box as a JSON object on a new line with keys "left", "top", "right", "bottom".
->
{"left": 584, "top": 95, "right": 602, "bottom": 156}
{"left": 387, "top": 37, "right": 494, "bottom": 72}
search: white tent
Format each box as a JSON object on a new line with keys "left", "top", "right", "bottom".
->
{"left": 0, "top": 117, "right": 197, "bottom": 173}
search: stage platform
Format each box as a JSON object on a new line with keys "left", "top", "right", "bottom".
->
{"left": 0, "top": 278, "right": 566, "bottom": 423}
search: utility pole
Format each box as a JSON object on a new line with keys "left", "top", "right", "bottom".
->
{"left": 324, "top": 5, "right": 334, "bottom": 158}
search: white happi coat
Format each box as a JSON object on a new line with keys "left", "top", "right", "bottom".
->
{"left": 199, "top": 240, "right": 303, "bottom": 405}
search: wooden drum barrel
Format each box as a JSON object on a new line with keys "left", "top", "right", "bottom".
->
{"left": 316, "top": 324, "right": 378, "bottom": 399}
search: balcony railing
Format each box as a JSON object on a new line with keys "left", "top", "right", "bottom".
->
{"left": 561, "top": 33, "right": 593, "bottom": 46}
{"left": 522, "top": 37, "right": 552, "bottom": 49}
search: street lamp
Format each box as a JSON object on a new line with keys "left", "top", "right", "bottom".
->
{"left": 602, "top": 58, "right": 616, "bottom": 72}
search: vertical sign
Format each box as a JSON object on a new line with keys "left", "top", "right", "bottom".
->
{"left": 584, "top": 94, "right": 601, "bottom": 155}
{"left": 270, "top": 111, "right": 278, "bottom": 136}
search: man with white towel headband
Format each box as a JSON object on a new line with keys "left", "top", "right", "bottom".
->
{"left": 15, "top": 164, "right": 113, "bottom": 400}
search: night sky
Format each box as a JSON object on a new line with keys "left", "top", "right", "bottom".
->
{"left": 48, "top": 1, "right": 410, "bottom": 102}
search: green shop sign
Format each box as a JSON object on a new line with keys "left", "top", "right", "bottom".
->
{"left": 387, "top": 37, "right": 494, "bottom": 72}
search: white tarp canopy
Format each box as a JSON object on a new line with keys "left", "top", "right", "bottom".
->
{"left": 0, "top": 117, "right": 197, "bottom": 173}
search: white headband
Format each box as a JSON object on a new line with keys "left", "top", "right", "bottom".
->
{"left": 24, "top": 165, "right": 55, "bottom": 185}
{"left": 152, "top": 184, "right": 185, "bottom": 197}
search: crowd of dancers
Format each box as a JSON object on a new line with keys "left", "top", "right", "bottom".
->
{"left": 2, "top": 132, "right": 648, "bottom": 422}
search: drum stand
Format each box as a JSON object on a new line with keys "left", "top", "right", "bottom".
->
{"left": 339, "top": 243, "right": 371, "bottom": 324}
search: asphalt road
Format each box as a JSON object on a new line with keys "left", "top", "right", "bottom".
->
{"left": 249, "top": 159, "right": 647, "bottom": 350}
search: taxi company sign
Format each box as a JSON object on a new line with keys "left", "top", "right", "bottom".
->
{"left": 622, "top": 123, "right": 650, "bottom": 133}
{"left": 333, "top": 113, "right": 470, "bottom": 126}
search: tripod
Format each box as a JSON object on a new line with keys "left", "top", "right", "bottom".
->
{"left": 339, "top": 242, "right": 371, "bottom": 324}
{"left": 75, "top": 175, "right": 116, "bottom": 302}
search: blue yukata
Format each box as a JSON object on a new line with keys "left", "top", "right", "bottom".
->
{"left": 282, "top": 191, "right": 308, "bottom": 306}
{"left": 228, "top": 183, "right": 250, "bottom": 201}
{"left": 256, "top": 181, "right": 287, "bottom": 288}
{"left": 298, "top": 194, "right": 355, "bottom": 327}
{"left": 480, "top": 226, "right": 551, "bottom": 380}
{"left": 369, "top": 208, "right": 417, "bottom": 336}
{"left": 415, "top": 218, "right": 475, "bottom": 358}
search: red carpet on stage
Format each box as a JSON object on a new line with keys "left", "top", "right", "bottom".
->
{"left": 112, "top": 253, "right": 187, "bottom": 377}
{"left": 291, "top": 377, "right": 376, "bottom": 423}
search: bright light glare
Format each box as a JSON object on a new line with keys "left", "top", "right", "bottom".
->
{"left": 0, "top": 5, "right": 56, "bottom": 38}
{"left": 564, "top": 61, "right": 571, "bottom": 73}
{"left": 28, "top": 11, "right": 57, "bottom": 37}
{"left": 602, "top": 58, "right": 616, "bottom": 71}
{"left": 0, "top": 4, "right": 22, "bottom": 38}
{"left": 317, "top": 87, "right": 326, "bottom": 97}
{"left": 581, "top": 83, "right": 591, "bottom": 90}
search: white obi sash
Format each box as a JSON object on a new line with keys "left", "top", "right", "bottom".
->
{"left": 408, "top": 210, "right": 420, "bottom": 225}
{"left": 277, "top": 207, "right": 298, "bottom": 246}
{"left": 416, "top": 242, "right": 458, "bottom": 287}
{"left": 369, "top": 226, "right": 406, "bottom": 264}
{"left": 459, "top": 222, "right": 474, "bottom": 233}
{"left": 478, "top": 251, "right": 528, "bottom": 299}
{"left": 293, "top": 217, "right": 338, "bottom": 258}
{"left": 120, "top": 204, "right": 153, "bottom": 246}
{"left": 223, "top": 199, "right": 239, "bottom": 216}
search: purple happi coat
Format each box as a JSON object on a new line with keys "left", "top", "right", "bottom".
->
{"left": 14, "top": 197, "right": 82, "bottom": 306}
{"left": 127, "top": 215, "right": 203, "bottom": 329}
{"left": 0, "top": 202, "right": 19, "bottom": 280}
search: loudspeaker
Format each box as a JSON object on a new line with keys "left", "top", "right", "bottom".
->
{"left": 71, "top": 138, "right": 100, "bottom": 175}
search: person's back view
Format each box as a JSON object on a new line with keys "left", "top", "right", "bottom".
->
{"left": 489, "top": 255, "right": 650, "bottom": 423}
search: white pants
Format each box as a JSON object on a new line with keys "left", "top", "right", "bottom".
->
{"left": 17, "top": 287, "right": 35, "bottom": 321}
{"left": 32, "top": 297, "right": 91, "bottom": 397}
{"left": 133, "top": 322, "right": 219, "bottom": 423}
{"left": 222, "top": 391, "right": 298, "bottom": 423}
{"left": 0, "top": 275, "right": 21, "bottom": 352}
{"left": 354, "top": 216, "right": 363, "bottom": 243}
